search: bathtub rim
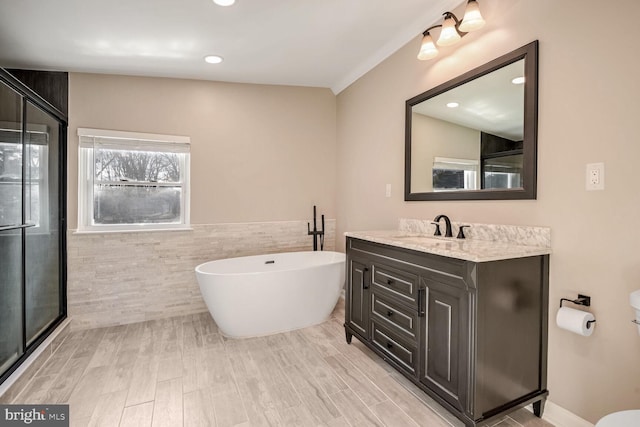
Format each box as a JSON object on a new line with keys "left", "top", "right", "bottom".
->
{"left": 195, "top": 250, "right": 345, "bottom": 277}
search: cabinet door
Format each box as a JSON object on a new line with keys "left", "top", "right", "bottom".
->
{"left": 420, "top": 277, "right": 469, "bottom": 412}
{"left": 345, "top": 257, "right": 370, "bottom": 339}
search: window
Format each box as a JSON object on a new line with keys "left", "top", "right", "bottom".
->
{"left": 78, "top": 128, "right": 190, "bottom": 232}
{"left": 432, "top": 157, "right": 479, "bottom": 191}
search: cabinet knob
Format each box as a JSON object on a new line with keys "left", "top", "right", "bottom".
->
{"left": 387, "top": 279, "right": 394, "bottom": 285}
{"left": 386, "top": 342, "right": 393, "bottom": 349}
{"left": 387, "top": 310, "right": 394, "bottom": 317}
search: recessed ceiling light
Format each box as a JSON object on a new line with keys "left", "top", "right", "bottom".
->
{"left": 204, "top": 55, "right": 223, "bottom": 64}
{"left": 512, "top": 76, "right": 525, "bottom": 85}
{"left": 446, "top": 102, "right": 459, "bottom": 108}
{"left": 213, "top": 0, "right": 236, "bottom": 6}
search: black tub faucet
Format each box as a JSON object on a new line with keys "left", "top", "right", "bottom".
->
{"left": 307, "top": 205, "right": 325, "bottom": 251}
{"left": 432, "top": 214, "right": 453, "bottom": 237}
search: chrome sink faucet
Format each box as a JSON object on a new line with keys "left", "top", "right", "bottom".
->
{"left": 432, "top": 214, "right": 453, "bottom": 237}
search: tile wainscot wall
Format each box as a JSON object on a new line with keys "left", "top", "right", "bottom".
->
{"left": 67, "top": 220, "right": 336, "bottom": 330}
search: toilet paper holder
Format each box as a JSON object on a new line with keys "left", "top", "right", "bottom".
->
{"left": 560, "top": 294, "right": 596, "bottom": 328}
{"left": 560, "top": 294, "right": 591, "bottom": 308}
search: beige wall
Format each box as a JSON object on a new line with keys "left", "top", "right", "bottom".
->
{"left": 336, "top": 0, "right": 640, "bottom": 423}
{"left": 68, "top": 73, "right": 337, "bottom": 228}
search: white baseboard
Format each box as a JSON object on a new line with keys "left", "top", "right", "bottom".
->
{"left": 527, "top": 400, "right": 594, "bottom": 427}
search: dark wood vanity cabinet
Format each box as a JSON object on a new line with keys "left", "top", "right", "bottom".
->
{"left": 344, "top": 237, "right": 549, "bottom": 427}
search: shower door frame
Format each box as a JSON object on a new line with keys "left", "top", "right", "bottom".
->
{"left": 0, "top": 68, "right": 67, "bottom": 386}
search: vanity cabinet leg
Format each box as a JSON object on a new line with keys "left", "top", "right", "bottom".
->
{"left": 345, "top": 328, "right": 353, "bottom": 344}
{"left": 533, "top": 398, "right": 546, "bottom": 418}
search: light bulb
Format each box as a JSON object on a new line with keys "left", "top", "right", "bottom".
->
{"left": 512, "top": 76, "right": 525, "bottom": 85}
{"left": 213, "top": 0, "right": 236, "bottom": 6}
{"left": 459, "top": 0, "right": 485, "bottom": 32}
{"left": 437, "top": 15, "right": 461, "bottom": 46}
{"left": 417, "top": 33, "right": 438, "bottom": 60}
{"left": 204, "top": 55, "right": 223, "bottom": 64}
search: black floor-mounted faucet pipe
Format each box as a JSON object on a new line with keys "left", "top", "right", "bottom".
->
{"left": 307, "top": 205, "right": 325, "bottom": 251}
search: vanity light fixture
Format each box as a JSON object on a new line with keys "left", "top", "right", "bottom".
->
{"left": 417, "top": 32, "right": 439, "bottom": 60}
{"left": 417, "top": 0, "right": 485, "bottom": 60}
{"left": 438, "top": 13, "right": 462, "bottom": 47}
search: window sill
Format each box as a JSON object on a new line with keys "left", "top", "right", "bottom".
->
{"left": 72, "top": 226, "right": 194, "bottom": 235}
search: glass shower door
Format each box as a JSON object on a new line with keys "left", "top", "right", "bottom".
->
{"left": 0, "top": 231, "right": 23, "bottom": 373}
{"left": 24, "top": 101, "right": 61, "bottom": 343}
{"left": 0, "top": 81, "right": 24, "bottom": 373}
{"left": 0, "top": 69, "right": 66, "bottom": 385}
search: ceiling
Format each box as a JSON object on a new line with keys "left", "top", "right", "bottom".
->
{"left": 0, "top": 0, "right": 462, "bottom": 94}
{"left": 413, "top": 60, "right": 525, "bottom": 140}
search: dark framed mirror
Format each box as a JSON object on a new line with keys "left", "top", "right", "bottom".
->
{"left": 405, "top": 40, "right": 538, "bottom": 201}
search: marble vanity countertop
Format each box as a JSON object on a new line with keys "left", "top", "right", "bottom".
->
{"left": 345, "top": 230, "right": 552, "bottom": 263}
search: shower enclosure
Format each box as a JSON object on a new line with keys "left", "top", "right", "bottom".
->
{"left": 0, "top": 69, "right": 67, "bottom": 384}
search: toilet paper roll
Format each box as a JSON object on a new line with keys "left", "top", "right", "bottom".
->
{"left": 556, "top": 307, "right": 595, "bottom": 336}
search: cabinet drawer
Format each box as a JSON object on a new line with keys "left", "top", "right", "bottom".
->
{"left": 371, "top": 293, "right": 419, "bottom": 342}
{"left": 371, "top": 321, "right": 418, "bottom": 375}
{"left": 372, "top": 263, "right": 418, "bottom": 306}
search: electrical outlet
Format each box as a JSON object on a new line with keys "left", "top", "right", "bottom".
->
{"left": 586, "top": 163, "right": 605, "bottom": 191}
{"left": 385, "top": 184, "right": 391, "bottom": 198}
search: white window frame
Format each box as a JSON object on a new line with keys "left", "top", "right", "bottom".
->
{"left": 432, "top": 156, "right": 479, "bottom": 191}
{"left": 77, "top": 128, "right": 191, "bottom": 233}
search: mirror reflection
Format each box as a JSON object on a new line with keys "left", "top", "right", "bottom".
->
{"left": 405, "top": 41, "right": 538, "bottom": 201}
{"left": 411, "top": 59, "right": 524, "bottom": 193}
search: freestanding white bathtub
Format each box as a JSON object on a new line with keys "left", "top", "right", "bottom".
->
{"left": 195, "top": 251, "right": 345, "bottom": 338}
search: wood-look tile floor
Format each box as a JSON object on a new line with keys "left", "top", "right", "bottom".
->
{"left": 7, "top": 300, "right": 554, "bottom": 427}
